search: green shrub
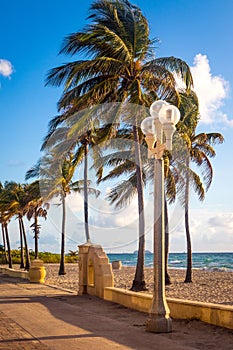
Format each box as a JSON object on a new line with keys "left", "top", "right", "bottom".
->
{"left": 1, "top": 250, "right": 79, "bottom": 264}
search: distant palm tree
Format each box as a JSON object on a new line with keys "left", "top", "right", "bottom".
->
{"left": 68, "top": 250, "right": 78, "bottom": 257}
{"left": 26, "top": 150, "right": 99, "bottom": 275}
{"left": 0, "top": 182, "right": 8, "bottom": 264}
{"left": 2, "top": 216, "right": 12, "bottom": 268}
{"left": 7, "top": 181, "right": 30, "bottom": 270}
{"left": 0, "top": 184, "right": 13, "bottom": 268}
{"left": 0, "top": 222, "right": 8, "bottom": 264}
{"left": 25, "top": 181, "right": 49, "bottom": 260}
{"left": 41, "top": 109, "right": 117, "bottom": 244}
{"left": 1, "top": 181, "right": 32, "bottom": 270}
{"left": 67, "top": 127, "right": 102, "bottom": 243}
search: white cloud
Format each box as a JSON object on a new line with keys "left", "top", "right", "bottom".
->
{"left": 7, "top": 203, "right": 232, "bottom": 253}
{"left": 66, "top": 192, "right": 83, "bottom": 212}
{"left": 190, "top": 54, "right": 230, "bottom": 125}
{"left": 214, "top": 111, "right": 233, "bottom": 127}
{"left": 170, "top": 208, "right": 233, "bottom": 252}
{"left": 0, "top": 59, "right": 13, "bottom": 77}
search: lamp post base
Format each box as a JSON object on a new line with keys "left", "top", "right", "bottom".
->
{"left": 146, "top": 315, "right": 172, "bottom": 333}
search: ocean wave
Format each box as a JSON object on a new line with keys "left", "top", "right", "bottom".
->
{"left": 108, "top": 252, "right": 233, "bottom": 270}
{"left": 170, "top": 260, "right": 183, "bottom": 264}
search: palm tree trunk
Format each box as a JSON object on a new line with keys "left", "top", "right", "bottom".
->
{"left": 59, "top": 194, "right": 66, "bottom": 275}
{"left": 184, "top": 208, "right": 192, "bottom": 283}
{"left": 20, "top": 217, "right": 30, "bottom": 270}
{"left": 4, "top": 223, "right": 12, "bottom": 268}
{"left": 1, "top": 223, "right": 8, "bottom": 263}
{"left": 84, "top": 142, "right": 90, "bottom": 242}
{"left": 34, "top": 208, "right": 39, "bottom": 259}
{"left": 164, "top": 197, "right": 171, "bottom": 285}
{"left": 130, "top": 125, "right": 146, "bottom": 291}
{"left": 18, "top": 218, "right": 25, "bottom": 269}
{"left": 184, "top": 159, "right": 192, "bottom": 283}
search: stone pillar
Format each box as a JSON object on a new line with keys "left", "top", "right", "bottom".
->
{"left": 78, "top": 242, "right": 91, "bottom": 295}
{"left": 78, "top": 243, "right": 114, "bottom": 298}
{"left": 87, "top": 244, "right": 113, "bottom": 298}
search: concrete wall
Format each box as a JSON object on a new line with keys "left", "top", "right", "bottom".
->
{"left": 78, "top": 245, "right": 233, "bottom": 331}
{"left": 0, "top": 267, "right": 29, "bottom": 279}
{"left": 104, "top": 287, "right": 233, "bottom": 330}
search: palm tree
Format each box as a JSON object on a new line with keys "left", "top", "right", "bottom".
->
{"left": 0, "top": 184, "right": 13, "bottom": 268}
{"left": 183, "top": 132, "right": 224, "bottom": 282}
{"left": 62, "top": 125, "right": 102, "bottom": 243}
{"left": 0, "top": 182, "right": 8, "bottom": 264}
{"left": 176, "top": 91, "right": 224, "bottom": 283}
{"left": 1, "top": 181, "right": 32, "bottom": 270}
{"left": 2, "top": 215, "right": 12, "bottom": 268}
{"left": 45, "top": 0, "right": 193, "bottom": 290}
{"left": 0, "top": 222, "right": 8, "bottom": 264}
{"left": 41, "top": 111, "right": 114, "bottom": 243}
{"left": 0, "top": 214, "right": 11, "bottom": 266}
{"left": 25, "top": 181, "right": 49, "bottom": 260}
{"left": 26, "top": 150, "right": 99, "bottom": 275}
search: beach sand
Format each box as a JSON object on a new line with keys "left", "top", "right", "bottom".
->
{"left": 44, "top": 263, "right": 233, "bottom": 305}
{"left": 1, "top": 262, "right": 233, "bottom": 349}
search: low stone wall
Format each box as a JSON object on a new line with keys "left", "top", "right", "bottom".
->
{"left": 0, "top": 267, "right": 29, "bottom": 280}
{"left": 104, "top": 287, "right": 233, "bottom": 330}
{"left": 1, "top": 261, "right": 46, "bottom": 283}
{"left": 168, "top": 297, "right": 233, "bottom": 330}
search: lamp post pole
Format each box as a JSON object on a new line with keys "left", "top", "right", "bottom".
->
{"left": 147, "top": 149, "right": 172, "bottom": 333}
{"left": 141, "top": 100, "right": 180, "bottom": 333}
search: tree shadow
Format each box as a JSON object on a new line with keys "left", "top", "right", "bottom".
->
{"left": 0, "top": 274, "right": 233, "bottom": 350}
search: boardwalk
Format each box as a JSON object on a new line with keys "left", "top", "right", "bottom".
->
{"left": 0, "top": 273, "right": 232, "bottom": 350}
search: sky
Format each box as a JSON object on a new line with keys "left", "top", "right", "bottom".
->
{"left": 0, "top": 0, "right": 233, "bottom": 254}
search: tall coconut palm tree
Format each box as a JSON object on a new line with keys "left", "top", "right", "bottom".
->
{"left": 182, "top": 132, "right": 224, "bottom": 282}
{"left": 45, "top": 0, "right": 193, "bottom": 290}
{"left": 176, "top": 91, "right": 224, "bottom": 283}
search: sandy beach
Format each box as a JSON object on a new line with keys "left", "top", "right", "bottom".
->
{"left": 44, "top": 263, "right": 233, "bottom": 305}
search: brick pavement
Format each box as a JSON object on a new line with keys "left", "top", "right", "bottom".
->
{"left": 0, "top": 272, "right": 232, "bottom": 350}
{"left": 0, "top": 310, "right": 50, "bottom": 350}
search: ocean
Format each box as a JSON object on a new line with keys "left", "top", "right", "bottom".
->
{"left": 107, "top": 252, "right": 233, "bottom": 271}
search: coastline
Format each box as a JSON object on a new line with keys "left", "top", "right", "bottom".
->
{"left": 44, "top": 264, "right": 233, "bottom": 306}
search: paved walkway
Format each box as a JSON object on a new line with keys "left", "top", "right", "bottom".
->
{"left": 0, "top": 272, "right": 232, "bottom": 350}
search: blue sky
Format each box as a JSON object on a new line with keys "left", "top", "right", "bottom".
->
{"left": 0, "top": 0, "right": 233, "bottom": 253}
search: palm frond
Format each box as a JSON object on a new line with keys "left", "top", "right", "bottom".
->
{"left": 154, "top": 57, "right": 193, "bottom": 92}
{"left": 106, "top": 172, "right": 138, "bottom": 208}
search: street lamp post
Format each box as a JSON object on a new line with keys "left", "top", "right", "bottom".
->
{"left": 141, "top": 100, "right": 180, "bottom": 333}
